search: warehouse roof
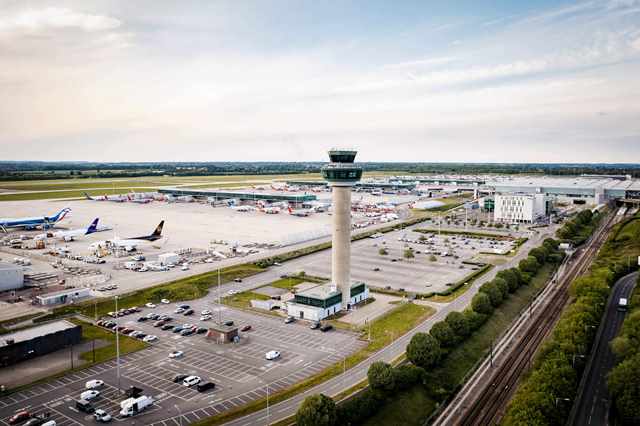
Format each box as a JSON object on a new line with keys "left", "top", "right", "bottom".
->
{"left": 0, "top": 320, "right": 78, "bottom": 348}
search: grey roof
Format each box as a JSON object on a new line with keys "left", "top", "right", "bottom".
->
{"left": 296, "top": 281, "right": 365, "bottom": 300}
{"left": 0, "top": 262, "right": 21, "bottom": 271}
{"left": 1, "top": 320, "right": 77, "bottom": 347}
{"left": 36, "top": 287, "right": 91, "bottom": 299}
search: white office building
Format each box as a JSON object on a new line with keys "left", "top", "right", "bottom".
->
{"left": 0, "top": 263, "right": 24, "bottom": 292}
{"left": 494, "top": 193, "right": 550, "bottom": 224}
{"left": 286, "top": 282, "right": 369, "bottom": 321}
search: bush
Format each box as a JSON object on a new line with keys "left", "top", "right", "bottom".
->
{"left": 297, "top": 394, "right": 337, "bottom": 426}
{"left": 379, "top": 248, "right": 388, "bottom": 256}
{"left": 407, "top": 332, "right": 442, "bottom": 369}
{"left": 519, "top": 255, "right": 540, "bottom": 274}
{"left": 472, "top": 292, "right": 494, "bottom": 315}
{"left": 464, "top": 309, "right": 488, "bottom": 331}
{"left": 368, "top": 361, "right": 395, "bottom": 393}
{"left": 338, "top": 389, "right": 381, "bottom": 425}
{"left": 497, "top": 269, "right": 520, "bottom": 293}
{"left": 493, "top": 277, "right": 509, "bottom": 299}
{"left": 445, "top": 311, "right": 470, "bottom": 338}
{"left": 392, "top": 364, "right": 425, "bottom": 391}
{"left": 430, "top": 321, "right": 457, "bottom": 348}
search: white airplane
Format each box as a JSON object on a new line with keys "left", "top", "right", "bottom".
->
{"left": 287, "top": 206, "right": 312, "bottom": 217}
{"left": 90, "top": 221, "right": 164, "bottom": 252}
{"left": 35, "top": 218, "right": 100, "bottom": 242}
{"left": 231, "top": 205, "right": 255, "bottom": 212}
{"left": 84, "top": 193, "right": 127, "bottom": 202}
{"left": 0, "top": 208, "right": 71, "bottom": 232}
{"left": 165, "top": 195, "right": 194, "bottom": 203}
{"left": 127, "top": 194, "right": 152, "bottom": 204}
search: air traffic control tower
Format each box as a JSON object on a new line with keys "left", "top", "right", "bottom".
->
{"left": 321, "top": 149, "right": 363, "bottom": 310}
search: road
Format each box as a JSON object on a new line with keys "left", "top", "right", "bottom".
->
{"left": 570, "top": 271, "right": 638, "bottom": 426}
{"left": 224, "top": 226, "right": 556, "bottom": 426}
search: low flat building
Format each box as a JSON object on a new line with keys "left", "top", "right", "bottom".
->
{"left": 0, "top": 263, "right": 24, "bottom": 292}
{"left": 494, "top": 193, "right": 551, "bottom": 224}
{"left": 206, "top": 323, "right": 239, "bottom": 343}
{"left": 286, "top": 282, "right": 369, "bottom": 321}
{"left": 36, "top": 287, "right": 92, "bottom": 306}
{"left": 0, "top": 320, "right": 81, "bottom": 367}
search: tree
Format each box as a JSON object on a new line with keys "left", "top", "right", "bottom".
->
{"left": 479, "top": 282, "right": 503, "bottom": 307}
{"left": 529, "top": 247, "right": 549, "bottom": 265}
{"left": 493, "top": 277, "right": 509, "bottom": 299}
{"left": 497, "top": 269, "right": 519, "bottom": 293}
{"left": 446, "top": 311, "right": 471, "bottom": 338}
{"left": 464, "top": 309, "right": 487, "bottom": 331}
{"left": 608, "top": 353, "right": 640, "bottom": 424}
{"left": 430, "top": 320, "right": 457, "bottom": 347}
{"left": 472, "top": 292, "right": 493, "bottom": 315}
{"left": 404, "top": 248, "right": 415, "bottom": 259}
{"left": 407, "top": 332, "right": 442, "bottom": 369}
{"left": 296, "top": 394, "right": 337, "bottom": 426}
{"left": 367, "top": 361, "right": 395, "bottom": 393}
{"left": 519, "top": 256, "right": 540, "bottom": 274}
{"left": 378, "top": 248, "right": 388, "bottom": 256}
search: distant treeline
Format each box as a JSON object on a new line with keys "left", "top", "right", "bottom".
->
{"left": 1, "top": 161, "right": 640, "bottom": 181}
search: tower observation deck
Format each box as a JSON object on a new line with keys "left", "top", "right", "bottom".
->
{"left": 321, "top": 149, "right": 363, "bottom": 310}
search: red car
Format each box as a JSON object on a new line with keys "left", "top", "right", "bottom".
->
{"left": 241, "top": 325, "right": 252, "bottom": 332}
{"left": 8, "top": 410, "right": 30, "bottom": 424}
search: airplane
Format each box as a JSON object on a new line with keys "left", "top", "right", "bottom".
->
{"left": 287, "top": 206, "right": 312, "bottom": 217}
{"left": 90, "top": 221, "right": 165, "bottom": 252}
{"left": 0, "top": 208, "right": 71, "bottom": 232}
{"left": 259, "top": 206, "right": 280, "bottom": 214}
{"left": 84, "top": 192, "right": 127, "bottom": 202}
{"left": 165, "top": 195, "right": 194, "bottom": 203}
{"left": 35, "top": 217, "right": 100, "bottom": 241}
{"left": 232, "top": 205, "right": 255, "bottom": 212}
{"left": 127, "top": 194, "right": 152, "bottom": 204}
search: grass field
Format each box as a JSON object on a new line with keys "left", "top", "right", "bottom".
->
{"left": 363, "top": 262, "right": 557, "bottom": 426}
{"left": 71, "top": 319, "right": 147, "bottom": 364}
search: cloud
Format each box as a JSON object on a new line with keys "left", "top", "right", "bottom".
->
{"left": 0, "top": 7, "right": 121, "bottom": 36}
{"left": 383, "top": 56, "right": 457, "bottom": 70}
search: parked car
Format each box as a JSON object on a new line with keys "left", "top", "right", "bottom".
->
{"left": 174, "top": 307, "right": 185, "bottom": 314}
{"left": 180, "top": 328, "right": 194, "bottom": 336}
{"left": 196, "top": 327, "right": 208, "bottom": 334}
{"left": 178, "top": 304, "right": 190, "bottom": 309}
{"left": 241, "top": 325, "right": 252, "bottom": 332}
{"left": 201, "top": 310, "right": 212, "bottom": 316}
{"left": 93, "top": 409, "right": 112, "bottom": 423}
{"left": 200, "top": 315, "right": 212, "bottom": 321}
{"left": 145, "top": 303, "right": 156, "bottom": 308}
{"left": 196, "top": 382, "right": 216, "bottom": 392}
{"left": 172, "top": 374, "right": 189, "bottom": 383}
{"left": 161, "top": 299, "right": 170, "bottom": 304}
{"left": 172, "top": 326, "right": 184, "bottom": 333}
{"left": 8, "top": 411, "right": 30, "bottom": 425}
{"left": 143, "top": 335, "right": 158, "bottom": 342}
{"left": 153, "top": 320, "right": 167, "bottom": 327}
{"left": 183, "top": 309, "right": 194, "bottom": 316}
{"left": 265, "top": 350, "right": 281, "bottom": 360}
{"left": 135, "top": 333, "right": 147, "bottom": 339}
{"left": 76, "top": 399, "right": 94, "bottom": 413}
{"left": 284, "top": 316, "right": 295, "bottom": 324}
{"left": 223, "top": 320, "right": 234, "bottom": 326}
{"left": 320, "top": 324, "right": 334, "bottom": 332}
{"left": 161, "top": 324, "right": 174, "bottom": 331}
{"left": 183, "top": 376, "right": 201, "bottom": 387}
{"left": 233, "top": 278, "right": 242, "bottom": 283}
{"left": 80, "top": 390, "right": 100, "bottom": 401}
{"left": 85, "top": 379, "right": 104, "bottom": 389}
{"left": 137, "top": 317, "right": 148, "bottom": 322}
{"left": 169, "top": 351, "right": 184, "bottom": 359}
{"left": 310, "top": 321, "right": 320, "bottom": 330}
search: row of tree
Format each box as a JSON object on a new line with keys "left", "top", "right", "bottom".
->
{"left": 556, "top": 209, "right": 598, "bottom": 245}
{"left": 295, "top": 238, "right": 565, "bottom": 425}
{"left": 503, "top": 211, "right": 640, "bottom": 425}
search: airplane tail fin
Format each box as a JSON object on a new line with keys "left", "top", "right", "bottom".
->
{"left": 288, "top": 207, "right": 293, "bottom": 214}
{"left": 152, "top": 221, "right": 164, "bottom": 238}
{"left": 84, "top": 192, "right": 93, "bottom": 200}
{"left": 86, "top": 218, "right": 99, "bottom": 234}
{"left": 53, "top": 208, "right": 71, "bottom": 222}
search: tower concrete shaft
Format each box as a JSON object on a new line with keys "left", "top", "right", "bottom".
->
{"left": 330, "top": 184, "right": 352, "bottom": 309}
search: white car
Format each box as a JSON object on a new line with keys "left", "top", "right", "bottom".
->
{"left": 130, "top": 331, "right": 142, "bottom": 338}
{"left": 227, "top": 289, "right": 237, "bottom": 296}
{"left": 265, "top": 350, "right": 281, "bottom": 360}
{"left": 183, "top": 375, "right": 201, "bottom": 387}
{"left": 161, "top": 299, "right": 170, "bottom": 304}
{"left": 200, "top": 315, "right": 212, "bottom": 321}
{"left": 201, "top": 310, "right": 212, "bottom": 316}
{"left": 94, "top": 409, "right": 112, "bottom": 423}
{"left": 174, "top": 307, "right": 185, "bottom": 314}
{"left": 182, "top": 323, "right": 194, "bottom": 329}
{"left": 143, "top": 335, "right": 158, "bottom": 343}
{"left": 169, "top": 350, "right": 184, "bottom": 359}
{"left": 85, "top": 379, "right": 104, "bottom": 389}
{"left": 181, "top": 266, "right": 189, "bottom": 271}
{"left": 80, "top": 390, "right": 100, "bottom": 400}
{"left": 145, "top": 303, "right": 156, "bottom": 308}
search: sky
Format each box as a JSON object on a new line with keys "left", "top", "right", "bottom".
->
{"left": 1, "top": 0, "right": 639, "bottom": 163}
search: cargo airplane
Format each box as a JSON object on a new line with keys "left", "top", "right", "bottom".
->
{"left": 90, "top": 221, "right": 164, "bottom": 252}
{"left": 35, "top": 218, "right": 101, "bottom": 241}
{"left": 84, "top": 193, "right": 127, "bottom": 202}
{"left": 0, "top": 208, "right": 71, "bottom": 232}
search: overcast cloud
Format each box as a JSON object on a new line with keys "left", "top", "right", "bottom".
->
{"left": 0, "top": 0, "right": 639, "bottom": 162}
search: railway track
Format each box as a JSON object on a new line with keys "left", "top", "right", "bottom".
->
{"left": 456, "top": 211, "right": 618, "bottom": 426}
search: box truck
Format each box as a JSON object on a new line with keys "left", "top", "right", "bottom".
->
{"left": 119, "top": 395, "right": 153, "bottom": 417}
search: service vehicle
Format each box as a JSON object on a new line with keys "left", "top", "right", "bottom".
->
{"left": 93, "top": 409, "right": 112, "bottom": 423}
{"left": 119, "top": 395, "right": 153, "bottom": 417}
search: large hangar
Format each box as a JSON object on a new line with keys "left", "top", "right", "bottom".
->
{"left": 0, "top": 263, "right": 24, "bottom": 292}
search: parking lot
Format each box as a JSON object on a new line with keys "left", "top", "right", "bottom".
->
{"left": 281, "top": 226, "right": 517, "bottom": 294}
{"left": 0, "top": 300, "right": 363, "bottom": 425}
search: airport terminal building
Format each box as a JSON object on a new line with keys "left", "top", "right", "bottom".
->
{"left": 286, "top": 282, "right": 369, "bottom": 321}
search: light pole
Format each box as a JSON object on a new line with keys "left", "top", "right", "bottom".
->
{"left": 115, "top": 295, "right": 121, "bottom": 394}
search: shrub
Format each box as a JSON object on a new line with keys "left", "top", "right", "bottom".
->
{"left": 367, "top": 361, "right": 395, "bottom": 393}
{"left": 464, "top": 309, "right": 488, "bottom": 331}
{"left": 493, "top": 277, "right": 510, "bottom": 299}
{"left": 479, "top": 282, "right": 503, "bottom": 307}
{"left": 393, "top": 364, "right": 425, "bottom": 391}
{"left": 430, "top": 320, "right": 457, "bottom": 348}
{"left": 519, "top": 256, "right": 540, "bottom": 274}
{"left": 445, "top": 311, "right": 470, "bottom": 338}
